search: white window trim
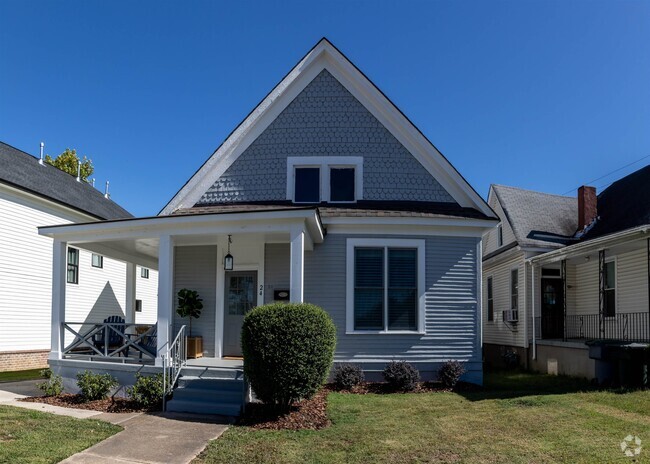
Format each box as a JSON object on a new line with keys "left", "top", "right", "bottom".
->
{"left": 91, "top": 253, "right": 103, "bottom": 269}
{"left": 345, "top": 238, "right": 425, "bottom": 335}
{"left": 486, "top": 274, "right": 494, "bottom": 323}
{"left": 287, "top": 156, "right": 363, "bottom": 203}
{"left": 604, "top": 256, "right": 617, "bottom": 318}
{"left": 510, "top": 266, "right": 519, "bottom": 312}
{"left": 497, "top": 223, "right": 503, "bottom": 247}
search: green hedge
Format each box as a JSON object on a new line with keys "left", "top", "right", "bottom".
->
{"left": 242, "top": 303, "right": 337, "bottom": 410}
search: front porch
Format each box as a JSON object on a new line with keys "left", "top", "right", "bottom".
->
{"left": 40, "top": 208, "right": 324, "bottom": 373}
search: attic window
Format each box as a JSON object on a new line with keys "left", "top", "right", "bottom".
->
{"left": 287, "top": 156, "right": 363, "bottom": 203}
{"left": 294, "top": 167, "right": 321, "bottom": 203}
{"left": 497, "top": 224, "right": 503, "bottom": 247}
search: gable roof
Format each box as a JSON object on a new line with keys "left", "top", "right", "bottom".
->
{"left": 491, "top": 184, "right": 577, "bottom": 249}
{"left": 0, "top": 141, "right": 132, "bottom": 220}
{"left": 160, "top": 38, "right": 496, "bottom": 219}
{"left": 582, "top": 164, "right": 650, "bottom": 240}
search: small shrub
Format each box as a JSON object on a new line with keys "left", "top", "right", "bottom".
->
{"left": 438, "top": 360, "right": 466, "bottom": 389}
{"left": 40, "top": 368, "right": 53, "bottom": 379}
{"left": 383, "top": 361, "right": 420, "bottom": 391}
{"left": 242, "top": 303, "right": 337, "bottom": 411}
{"left": 37, "top": 374, "right": 63, "bottom": 397}
{"left": 127, "top": 373, "right": 164, "bottom": 409}
{"left": 76, "top": 370, "right": 118, "bottom": 401}
{"left": 333, "top": 364, "right": 364, "bottom": 390}
{"left": 501, "top": 349, "right": 520, "bottom": 369}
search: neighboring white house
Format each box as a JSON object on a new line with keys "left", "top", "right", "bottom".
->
{"left": 39, "top": 38, "right": 498, "bottom": 415}
{"left": 482, "top": 166, "right": 650, "bottom": 383}
{"left": 0, "top": 142, "right": 158, "bottom": 371}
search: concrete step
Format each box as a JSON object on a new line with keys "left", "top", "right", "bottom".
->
{"left": 172, "top": 386, "right": 245, "bottom": 403}
{"left": 176, "top": 376, "right": 245, "bottom": 391}
{"left": 180, "top": 366, "right": 244, "bottom": 380}
{"left": 166, "top": 398, "right": 242, "bottom": 416}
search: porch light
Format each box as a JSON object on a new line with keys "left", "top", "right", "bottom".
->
{"left": 224, "top": 235, "right": 234, "bottom": 270}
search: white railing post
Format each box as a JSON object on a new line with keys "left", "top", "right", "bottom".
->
{"left": 50, "top": 240, "right": 67, "bottom": 360}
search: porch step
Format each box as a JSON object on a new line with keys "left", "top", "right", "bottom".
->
{"left": 166, "top": 373, "right": 246, "bottom": 417}
{"left": 180, "top": 366, "right": 244, "bottom": 380}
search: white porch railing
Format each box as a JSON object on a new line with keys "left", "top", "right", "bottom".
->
{"left": 62, "top": 322, "right": 157, "bottom": 362}
{"left": 162, "top": 325, "right": 187, "bottom": 411}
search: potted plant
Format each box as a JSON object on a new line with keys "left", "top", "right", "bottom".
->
{"left": 177, "top": 288, "right": 204, "bottom": 358}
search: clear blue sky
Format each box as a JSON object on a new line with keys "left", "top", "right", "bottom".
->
{"left": 1, "top": 1, "right": 649, "bottom": 216}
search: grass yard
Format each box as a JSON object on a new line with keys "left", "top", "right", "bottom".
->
{"left": 196, "top": 371, "right": 650, "bottom": 464}
{"left": 0, "top": 369, "right": 45, "bottom": 383}
{"left": 0, "top": 405, "right": 120, "bottom": 464}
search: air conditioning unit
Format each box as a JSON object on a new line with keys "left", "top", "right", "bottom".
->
{"left": 503, "top": 309, "right": 519, "bottom": 323}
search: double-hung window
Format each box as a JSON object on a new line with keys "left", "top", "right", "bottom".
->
{"left": 141, "top": 268, "right": 150, "bottom": 279}
{"left": 91, "top": 253, "right": 103, "bottom": 268}
{"left": 510, "top": 269, "right": 518, "bottom": 310}
{"left": 487, "top": 277, "right": 494, "bottom": 321}
{"left": 497, "top": 224, "right": 503, "bottom": 247}
{"left": 604, "top": 259, "right": 616, "bottom": 317}
{"left": 67, "top": 247, "right": 79, "bottom": 284}
{"left": 288, "top": 157, "right": 362, "bottom": 203}
{"left": 346, "top": 239, "right": 425, "bottom": 333}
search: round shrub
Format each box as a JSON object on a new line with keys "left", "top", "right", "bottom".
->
{"left": 333, "top": 364, "right": 364, "bottom": 390}
{"left": 242, "top": 303, "right": 337, "bottom": 410}
{"left": 128, "top": 373, "right": 164, "bottom": 409}
{"left": 438, "top": 360, "right": 466, "bottom": 389}
{"left": 37, "top": 369, "right": 63, "bottom": 397}
{"left": 383, "top": 361, "right": 420, "bottom": 391}
{"left": 76, "top": 370, "right": 118, "bottom": 401}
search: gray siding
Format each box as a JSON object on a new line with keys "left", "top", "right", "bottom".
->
{"left": 304, "top": 233, "right": 482, "bottom": 384}
{"left": 173, "top": 246, "right": 217, "bottom": 357}
{"left": 264, "top": 244, "right": 290, "bottom": 304}
{"left": 197, "top": 70, "right": 455, "bottom": 205}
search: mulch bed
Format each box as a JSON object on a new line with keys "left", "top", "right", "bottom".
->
{"left": 20, "top": 394, "right": 158, "bottom": 413}
{"left": 239, "top": 388, "right": 330, "bottom": 430}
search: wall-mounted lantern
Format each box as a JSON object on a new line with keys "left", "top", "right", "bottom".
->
{"left": 224, "top": 235, "right": 234, "bottom": 271}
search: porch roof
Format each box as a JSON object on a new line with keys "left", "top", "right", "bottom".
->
{"left": 38, "top": 207, "right": 324, "bottom": 269}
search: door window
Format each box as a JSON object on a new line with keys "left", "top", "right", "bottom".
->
{"left": 228, "top": 275, "right": 256, "bottom": 315}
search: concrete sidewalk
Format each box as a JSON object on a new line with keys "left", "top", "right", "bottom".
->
{"left": 61, "top": 412, "right": 231, "bottom": 464}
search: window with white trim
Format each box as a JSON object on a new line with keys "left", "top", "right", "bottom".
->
{"left": 510, "top": 268, "right": 518, "bottom": 310}
{"left": 346, "top": 238, "right": 425, "bottom": 333}
{"left": 604, "top": 259, "right": 616, "bottom": 317}
{"left": 67, "top": 247, "right": 79, "bottom": 284}
{"left": 141, "top": 268, "right": 149, "bottom": 279}
{"left": 287, "top": 156, "right": 362, "bottom": 203}
{"left": 497, "top": 223, "right": 503, "bottom": 247}
{"left": 487, "top": 276, "right": 494, "bottom": 321}
{"left": 91, "top": 253, "right": 103, "bottom": 268}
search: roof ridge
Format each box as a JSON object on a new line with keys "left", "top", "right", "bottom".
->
{"left": 492, "top": 184, "right": 576, "bottom": 200}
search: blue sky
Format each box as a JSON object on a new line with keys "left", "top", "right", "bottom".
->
{"left": 1, "top": 1, "right": 649, "bottom": 216}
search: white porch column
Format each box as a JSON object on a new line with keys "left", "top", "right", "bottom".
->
{"left": 125, "top": 262, "right": 137, "bottom": 326}
{"left": 290, "top": 228, "right": 304, "bottom": 303}
{"left": 156, "top": 235, "right": 175, "bottom": 366}
{"left": 50, "top": 240, "right": 67, "bottom": 360}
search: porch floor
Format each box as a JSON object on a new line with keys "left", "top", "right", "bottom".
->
{"left": 185, "top": 358, "right": 243, "bottom": 369}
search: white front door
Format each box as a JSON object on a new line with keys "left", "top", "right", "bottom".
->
{"left": 222, "top": 271, "right": 258, "bottom": 357}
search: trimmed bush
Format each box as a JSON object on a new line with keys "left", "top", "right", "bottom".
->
{"left": 383, "top": 361, "right": 420, "bottom": 391}
{"left": 333, "top": 364, "right": 364, "bottom": 390}
{"left": 37, "top": 369, "right": 63, "bottom": 397}
{"left": 438, "top": 360, "right": 466, "bottom": 389}
{"left": 128, "top": 373, "right": 164, "bottom": 409}
{"left": 76, "top": 371, "right": 118, "bottom": 401}
{"left": 242, "top": 302, "right": 337, "bottom": 410}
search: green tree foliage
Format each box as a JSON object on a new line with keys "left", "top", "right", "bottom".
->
{"left": 45, "top": 148, "right": 94, "bottom": 181}
{"left": 176, "top": 288, "right": 203, "bottom": 337}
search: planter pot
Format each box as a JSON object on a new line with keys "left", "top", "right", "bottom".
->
{"left": 187, "top": 336, "right": 203, "bottom": 359}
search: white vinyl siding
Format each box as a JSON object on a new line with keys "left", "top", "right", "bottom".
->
{"left": 483, "top": 194, "right": 516, "bottom": 256}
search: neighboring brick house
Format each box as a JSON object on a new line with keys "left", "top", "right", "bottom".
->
{"left": 0, "top": 142, "right": 158, "bottom": 371}
{"left": 483, "top": 165, "right": 650, "bottom": 383}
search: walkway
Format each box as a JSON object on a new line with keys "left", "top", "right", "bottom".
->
{"left": 0, "top": 380, "right": 231, "bottom": 464}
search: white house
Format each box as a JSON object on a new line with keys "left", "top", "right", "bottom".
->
{"left": 39, "top": 39, "right": 498, "bottom": 415}
{"left": 0, "top": 141, "right": 158, "bottom": 371}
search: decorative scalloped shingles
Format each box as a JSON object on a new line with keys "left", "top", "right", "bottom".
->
{"left": 197, "top": 70, "right": 454, "bottom": 205}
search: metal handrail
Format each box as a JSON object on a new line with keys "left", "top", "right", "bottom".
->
{"left": 162, "top": 325, "right": 187, "bottom": 411}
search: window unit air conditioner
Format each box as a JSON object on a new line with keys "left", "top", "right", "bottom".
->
{"left": 503, "top": 309, "right": 519, "bottom": 323}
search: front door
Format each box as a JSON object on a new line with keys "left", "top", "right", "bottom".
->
{"left": 223, "top": 271, "right": 258, "bottom": 357}
{"left": 541, "top": 278, "right": 564, "bottom": 339}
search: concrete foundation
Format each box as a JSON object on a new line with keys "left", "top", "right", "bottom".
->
{"left": 528, "top": 340, "right": 596, "bottom": 380}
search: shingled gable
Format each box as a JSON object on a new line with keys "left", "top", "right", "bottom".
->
{"left": 159, "top": 38, "right": 496, "bottom": 220}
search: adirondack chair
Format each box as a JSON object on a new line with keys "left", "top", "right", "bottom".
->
{"left": 93, "top": 315, "right": 126, "bottom": 355}
{"left": 134, "top": 325, "right": 157, "bottom": 359}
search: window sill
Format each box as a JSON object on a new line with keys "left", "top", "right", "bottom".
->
{"left": 345, "top": 330, "right": 425, "bottom": 335}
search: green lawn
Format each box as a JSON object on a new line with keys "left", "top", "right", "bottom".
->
{"left": 196, "top": 371, "right": 650, "bottom": 464}
{"left": 0, "top": 406, "right": 121, "bottom": 464}
{"left": 0, "top": 369, "right": 45, "bottom": 383}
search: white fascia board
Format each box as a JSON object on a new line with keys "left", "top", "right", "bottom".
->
{"left": 39, "top": 209, "right": 323, "bottom": 244}
{"left": 160, "top": 39, "right": 495, "bottom": 219}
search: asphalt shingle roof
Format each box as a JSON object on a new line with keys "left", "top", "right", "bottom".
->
{"left": 492, "top": 184, "right": 577, "bottom": 249}
{"left": 0, "top": 142, "right": 132, "bottom": 220}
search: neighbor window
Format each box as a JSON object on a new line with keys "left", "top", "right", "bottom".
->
{"left": 67, "top": 247, "right": 79, "bottom": 284}
{"left": 287, "top": 157, "right": 362, "bottom": 203}
{"left": 91, "top": 253, "right": 103, "bottom": 268}
{"left": 141, "top": 268, "right": 149, "bottom": 279}
{"left": 294, "top": 167, "right": 321, "bottom": 203}
{"left": 135, "top": 299, "right": 143, "bottom": 313}
{"left": 604, "top": 260, "right": 616, "bottom": 317}
{"left": 346, "top": 239, "right": 424, "bottom": 333}
{"left": 497, "top": 224, "right": 503, "bottom": 247}
{"left": 487, "top": 277, "right": 494, "bottom": 321}
{"left": 510, "top": 269, "right": 518, "bottom": 310}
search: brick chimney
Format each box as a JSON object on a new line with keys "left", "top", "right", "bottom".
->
{"left": 578, "top": 186, "right": 597, "bottom": 230}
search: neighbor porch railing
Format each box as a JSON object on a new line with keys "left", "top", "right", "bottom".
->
{"left": 162, "top": 325, "right": 187, "bottom": 411}
{"left": 535, "top": 312, "right": 650, "bottom": 342}
{"left": 62, "top": 322, "right": 157, "bottom": 362}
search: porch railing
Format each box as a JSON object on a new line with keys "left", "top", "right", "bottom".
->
{"left": 162, "top": 325, "right": 187, "bottom": 411}
{"left": 62, "top": 322, "right": 157, "bottom": 362}
{"left": 535, "top": 312, "right": 650, "bottom": 342}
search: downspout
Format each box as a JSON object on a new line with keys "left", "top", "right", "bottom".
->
{"left": 647, "top": 237, "right": 649, "bottom": 343}
{"left": 522, "top": 257, "right": 528, "bottom": 368}
{"left": 531, "top": 261, "right": 537, "bottom": 360}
